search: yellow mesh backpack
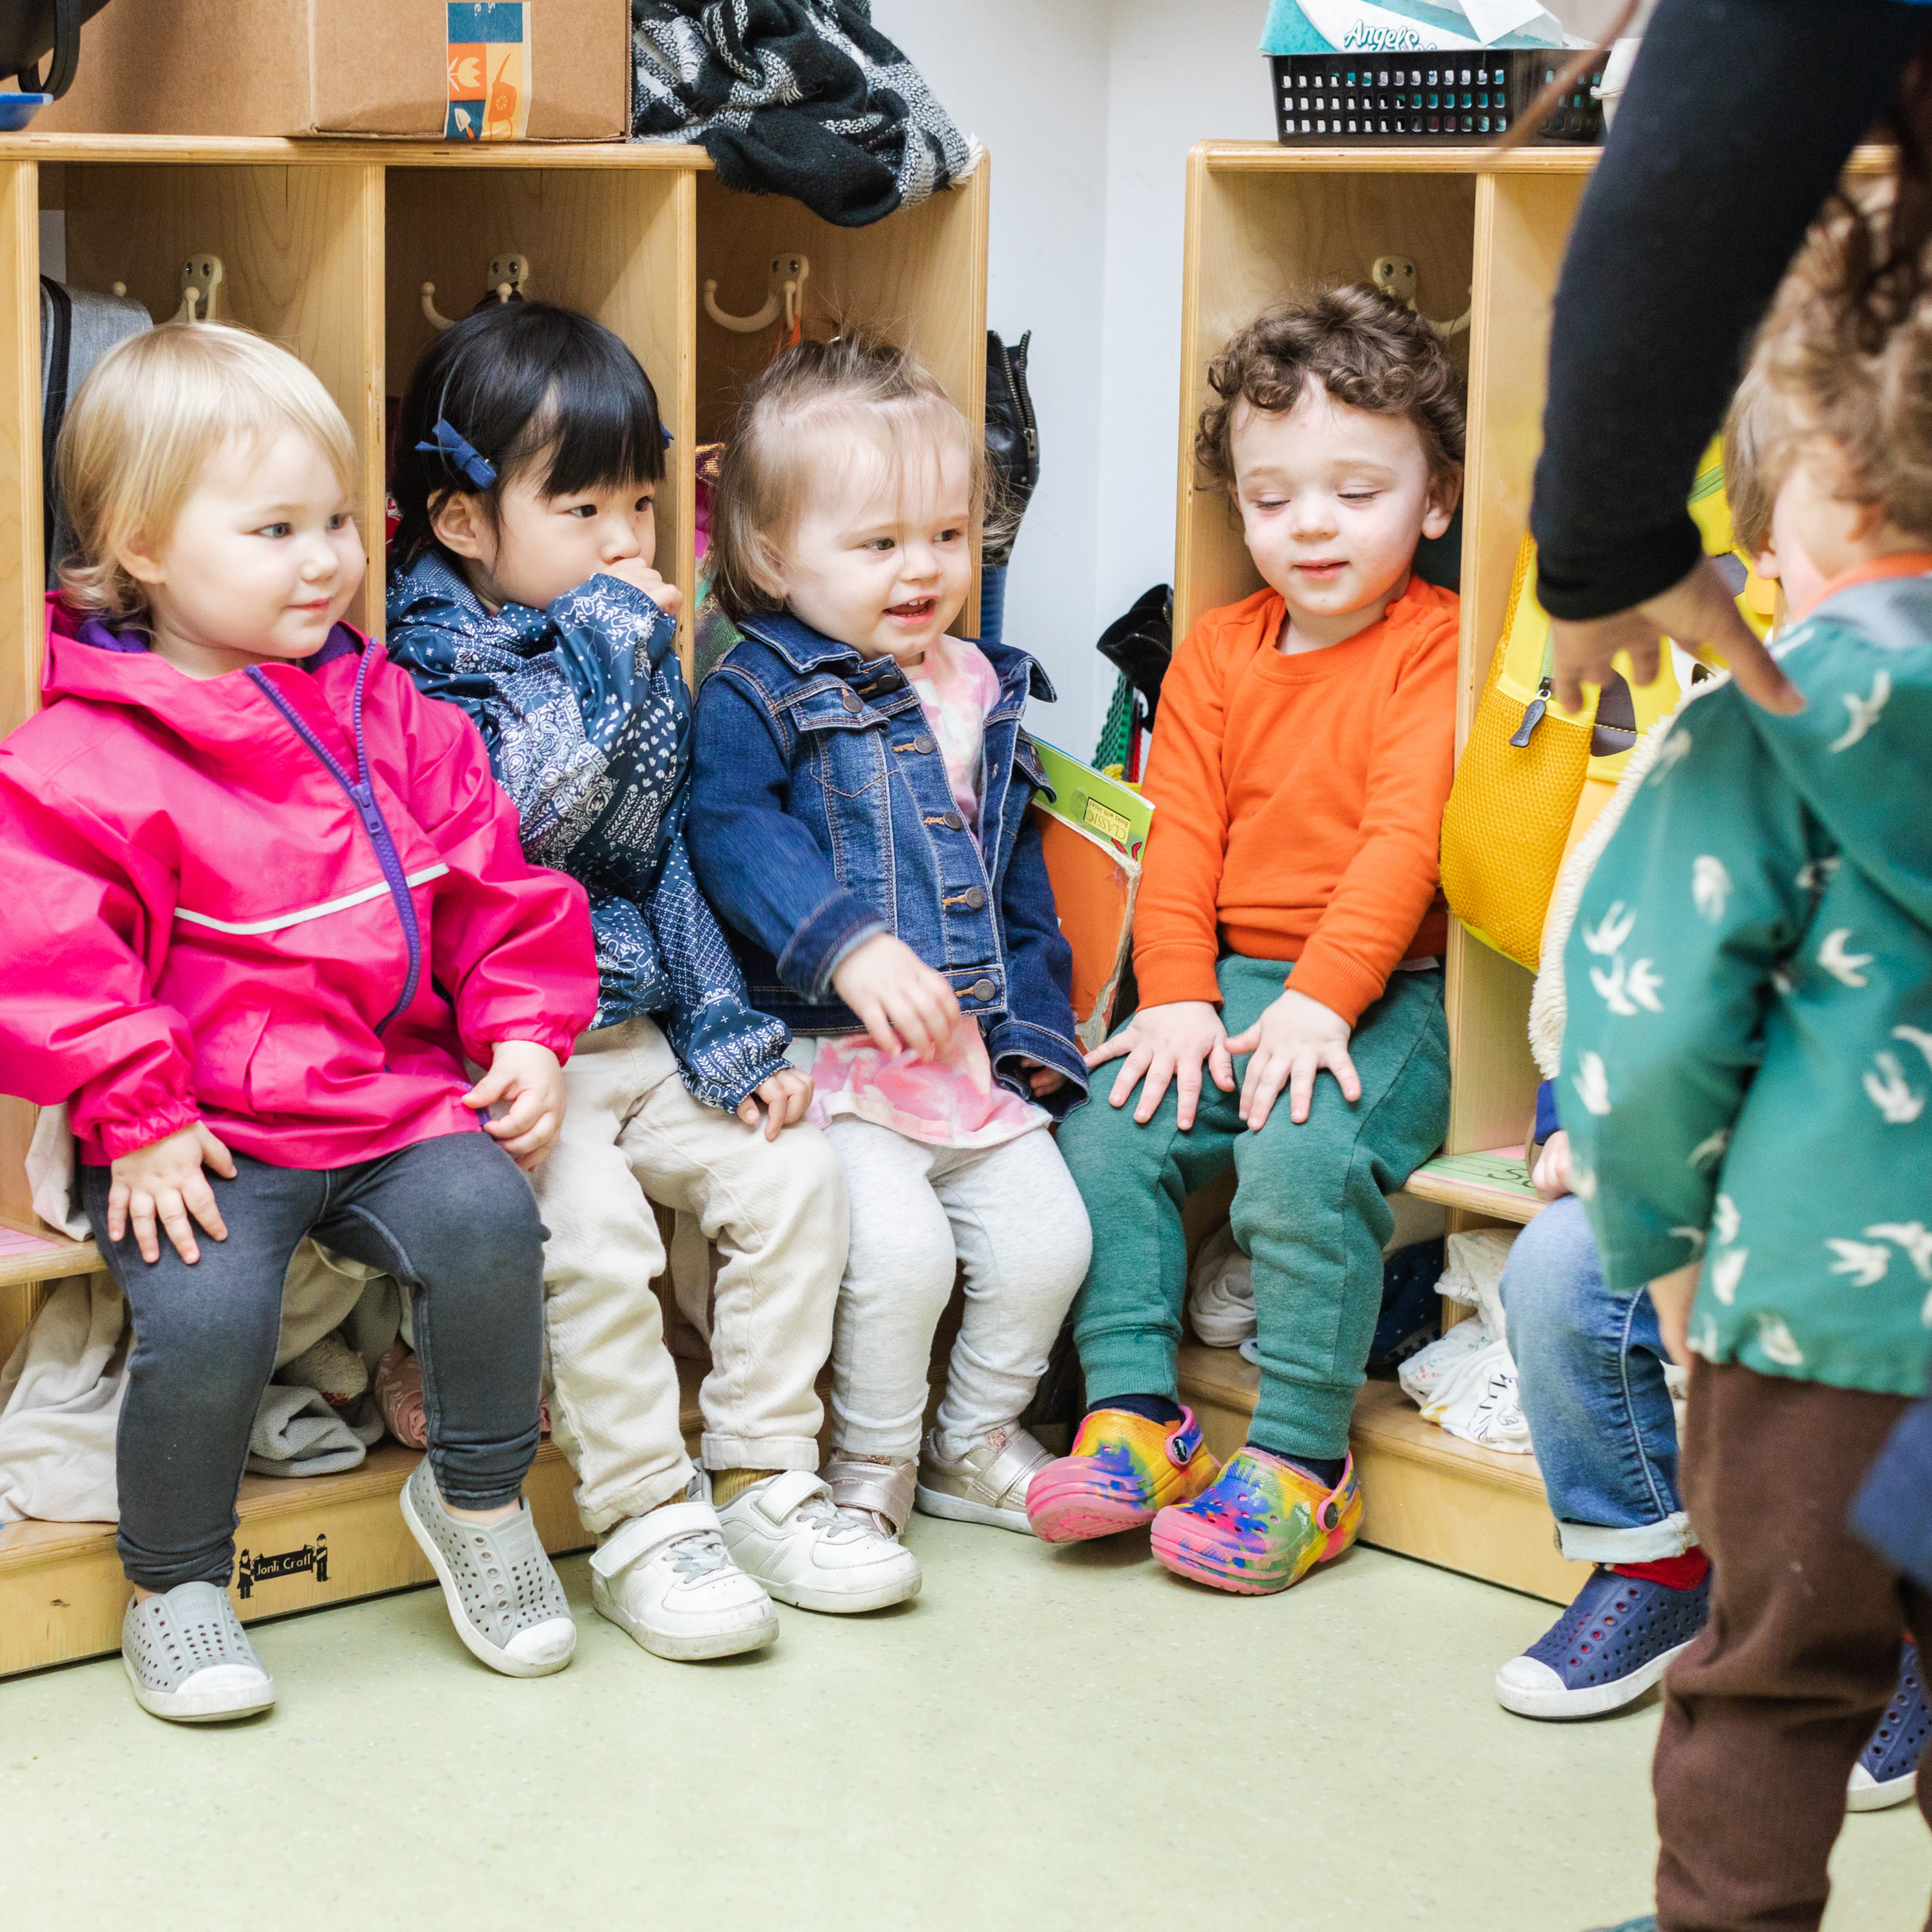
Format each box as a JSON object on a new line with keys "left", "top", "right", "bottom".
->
{"left": 1438, "top": 439, "right": 1770, "bottom": 971}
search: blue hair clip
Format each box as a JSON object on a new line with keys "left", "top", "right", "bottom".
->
{"left": 662, "top": 423, "right": 674, "bottom": 448}
{"left": 416, "top": 417, "right": 497, "bottom": 491}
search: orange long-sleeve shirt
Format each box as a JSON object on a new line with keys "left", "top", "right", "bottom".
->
{"left": 1133, "top": 577, "right": 1459, "bottom": 1026}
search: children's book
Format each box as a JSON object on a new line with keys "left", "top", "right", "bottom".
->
{"left": 1029, "top": 740, "right": 1153, "bottom": 1054}
{"left": 1030, "top": 738, "right": 1152, "bottom": 863}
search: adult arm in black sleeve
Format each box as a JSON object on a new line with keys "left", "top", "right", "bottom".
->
{"left": 1529, "top": 0, "right": 1930, "bottom": 701}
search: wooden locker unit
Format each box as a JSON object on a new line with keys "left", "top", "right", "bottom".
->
{"left": 1168, "top": 140, "right": 1888, "bottom": 1606}
{"left": 0, "top": 133, "right": 988, "bottom": 1677}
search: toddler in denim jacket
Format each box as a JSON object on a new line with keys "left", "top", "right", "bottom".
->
{"left": 690, "top": 334, "right": 1092, "bottom": 1561}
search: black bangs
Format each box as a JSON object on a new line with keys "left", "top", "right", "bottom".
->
{"left": 389, "top": 300, "right": 665, "bottom": 570}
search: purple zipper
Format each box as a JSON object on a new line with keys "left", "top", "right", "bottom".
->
{"left": 247, "top": 647, "right": 425, "bottom": 1035}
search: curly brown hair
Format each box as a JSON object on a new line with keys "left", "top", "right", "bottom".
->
{"left": 1195, "top": 285, "right": 1466, "bottom": 494}
{"left": 1752, "top": 191, "right": 1932, "bottom": 545}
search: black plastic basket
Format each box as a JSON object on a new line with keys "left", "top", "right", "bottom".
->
{"left": 1269, "top": 49, "right": 1608, "bottom": 145}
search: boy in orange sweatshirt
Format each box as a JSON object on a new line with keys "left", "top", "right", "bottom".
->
{"left": 1028, "top": 288, "right": 1463, "bottom": 1594}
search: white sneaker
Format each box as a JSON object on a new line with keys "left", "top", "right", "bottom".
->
{"left": 590, "top": 1498, "right": 780, "bottom": 1661}
{"left": 716, "top": 1469, "right": 922, "bottom": 1615}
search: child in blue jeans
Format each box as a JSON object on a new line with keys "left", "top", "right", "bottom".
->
{"left": 1497, "top": 366, "right": 1924, "bottom": 1814}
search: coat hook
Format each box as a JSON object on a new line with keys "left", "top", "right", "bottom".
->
{"left": 423, "top": 253, "right": 534, "bottom": 332}
{"left": 173, "top": 253, "right": 223, "bottom": 326}
{"left": 704, "top": 251, "right": 810, "bottom": 333}
{"left": 1370, "top": 254, "right": 1471, "bottom": 341}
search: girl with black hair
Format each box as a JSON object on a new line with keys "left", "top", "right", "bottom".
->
{"left": 386, "top": 302, "right": 918, "bottom": 1664}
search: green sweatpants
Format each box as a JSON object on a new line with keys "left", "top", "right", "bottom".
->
{"left": 1058, "top": 955, "right": 1451, "bottom": 1462}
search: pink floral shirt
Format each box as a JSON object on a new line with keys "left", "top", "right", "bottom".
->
{"left": 804, "top": 637, "right": 1049, "bottom": 1149}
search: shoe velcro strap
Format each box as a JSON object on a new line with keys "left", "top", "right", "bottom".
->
{"left": 591, "top": 1499, "right": 721, "bottom": 1580}
{"left": 751, "top": 1469, "right": 829, "bottom": 1526}
{"left": 980, "top": 1429, "right": 1052, "bottom": 1501}
{"left": 825, "top": 1454, "right": 915, "bottom": 1529}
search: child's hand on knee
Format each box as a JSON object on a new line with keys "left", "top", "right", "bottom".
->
{"left": 595, "top": 556, "right": 684, "bottom": 615}
{"left": 1227, "top": 989, "right": 1359, "bottom": 1131}
{"left": 109, "top": 1123, "right": 236, "bottom": 1265}
{"left": 464, "top": 1041, "right": 566, "bottom": 1171}
{"left": 1086, "top": 1000, "right": 1234, "bottom": 1129}
{"left": 832, "top": 934, "right": 959, "bottom": 1060}
{"left": 738, "top": 1065, "right": 813, "bottom": 1140}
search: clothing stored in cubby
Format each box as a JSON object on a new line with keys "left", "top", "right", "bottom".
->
{"left": 631, "top": 0, "right": 977, "bottom": 226}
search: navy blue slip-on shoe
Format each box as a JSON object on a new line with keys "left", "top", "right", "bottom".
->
{"left": 1849, "top": 1640, "right": 1930, "bottom": 1811}
{"left": 1495, "top": 1564, "right": 1709, "bottom": 1720}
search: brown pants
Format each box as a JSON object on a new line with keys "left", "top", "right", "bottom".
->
{"left": 1656, "top": 1361, "right": 1931, "bottom": 1931}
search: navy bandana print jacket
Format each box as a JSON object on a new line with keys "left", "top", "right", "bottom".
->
{"left": 386, "top": 552, "right": 788, "bottom": 1111}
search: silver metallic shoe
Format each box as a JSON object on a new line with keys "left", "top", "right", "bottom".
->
{"left": 915, "top": 1424, "right": 1054, "bottom": 1534}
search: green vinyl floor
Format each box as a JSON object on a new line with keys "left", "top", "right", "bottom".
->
{"left": 2, "top": 1522, "right": 1927, "bottom": 1930}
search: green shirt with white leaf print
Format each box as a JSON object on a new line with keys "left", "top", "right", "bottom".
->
{"left": 1562, "top": 565, "right": 1932, "bottom": 1398}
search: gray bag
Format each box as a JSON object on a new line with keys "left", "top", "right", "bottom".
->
{"left": 39, "top": 275, "right": 149, "bottom": 586}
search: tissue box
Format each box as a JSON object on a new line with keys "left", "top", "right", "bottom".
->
{"left": 1260, "top": 1, "right": 1608, "bottom": 146}
{"left": 34, "top": 0, "right": 631, "bottom": 142}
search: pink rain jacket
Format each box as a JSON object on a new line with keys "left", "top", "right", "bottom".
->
{"left": 0, "top": 600, "right": 598, "bottom": 1169}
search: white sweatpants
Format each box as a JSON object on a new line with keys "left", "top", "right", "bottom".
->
{"left": 822, "top": 1118, "right": 1093, "bottom": 1462}
{"left": 534, "top": 1018, "right": 846, "bottom": 1533}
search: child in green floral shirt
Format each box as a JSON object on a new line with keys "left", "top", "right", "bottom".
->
{"left": 1566, "top": 205, "right": 1932, "bottom": 1930}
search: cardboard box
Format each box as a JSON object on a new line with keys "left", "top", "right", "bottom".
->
{"left": 35, "top": 0, "right": 631, "bottom": 142}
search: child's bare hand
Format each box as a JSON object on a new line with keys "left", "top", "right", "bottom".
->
{"left": 1531, "top": 1128, "right": 1574, "bottom": 1201}
{"left": 738, "top": 1066, "right": 813, "bottom": 1140}
{"left": 1647, "top": 1262, "right": 1700, "bottom": 1368}
{"left": 109, "top": 1122, "right": 236, "bottom": 1265}
{"left": 1085, "top": 1001, "right": 1233, "bottom": 1128}
{"left": 1226, "top": 988, "right": 1358, "bottom": 1131}
{"left": 1018, "top": 1057, "right": 1066, "bottom": 1099}
{"left": 596, "top": 558, "right": 684, "bottom": 616}
{"left": 832, "top": 934, "right": 958, "bottom": 1060}
{"left": 464, "top": 1040, "right": 566, "bottom": 1171}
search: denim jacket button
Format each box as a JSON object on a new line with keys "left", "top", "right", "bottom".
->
{"left": 841, "top": 688, "right": 862, "bottom": 712}
{"left": 962, "top": 886, "right": 988, "bottom": 909}
{"left": 912, "top": 733, "right": 935, "bottom": 753}
{"left": 971, "top": 977, "right": 997, "bottom": 1001}
{"left": 941, "top": 810, "right": 964, "bottom": 830}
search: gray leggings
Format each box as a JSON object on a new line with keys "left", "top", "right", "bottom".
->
{"left": 85, "top": 1132, "right": 546, "bottom": 1592}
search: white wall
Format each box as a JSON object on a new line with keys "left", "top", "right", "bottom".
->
{"left": 871, "top": 1, "right": 1115, "bottom": 744}
{"left": 875, "top": 1, "right": 1629, "bottom": 745}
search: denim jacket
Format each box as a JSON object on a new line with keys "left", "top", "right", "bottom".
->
{"left": 688, "top": 609, "right": 1088, "bottom": 1117}
{"left": 385, "top": 553, "right": 789, "bottom": 1112}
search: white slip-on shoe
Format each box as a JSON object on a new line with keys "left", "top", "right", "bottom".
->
{"left": 122, "top": 1582, "right": 275, "bottom": 1724}
{"left": 401, "top": 1459, "right": 577, "bottom": 1678}
{"left": 590, "top": 1499, "right": 779, "bottom": 1661}
{"left": 915, "top": 1424, "right": 1054, "bottom": 1534}
{"left": 716, "top": 1469, "right": 921, "bottom": 1615}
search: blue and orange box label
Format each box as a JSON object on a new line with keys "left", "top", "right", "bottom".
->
{"left": 447, "top": 2, "right": 531, "bottom": 141}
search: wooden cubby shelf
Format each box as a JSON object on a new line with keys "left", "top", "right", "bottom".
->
{"left": 0, "top": 132, "right": 986, "bottom": 1678}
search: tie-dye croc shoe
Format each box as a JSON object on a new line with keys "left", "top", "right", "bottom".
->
{"left": 1025, "top": 1407, "right": 1220, "bottom": 1544}
{"left": 1149, "top": 1446, "right": 1361, "bottom": 1595}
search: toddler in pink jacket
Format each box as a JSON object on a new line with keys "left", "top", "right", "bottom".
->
{"left": 0, "top": 325, "right": 600, "bottom": 1722}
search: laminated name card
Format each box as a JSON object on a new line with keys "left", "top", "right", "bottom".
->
{"left": 1260, "top": 0, "right": 1568, "bottom": 54}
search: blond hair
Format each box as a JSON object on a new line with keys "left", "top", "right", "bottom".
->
{"left": 1721, "top": 360, "right": 1786, "bottom": 560}
{"left": 1749, "top": 194, "right": 1932, "bottom": 545}
{"left": 57, "top": 323, "right": 358, "bottom": 623}
{"left": 706, "top": 331, "right": 995, "bottom": 628}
